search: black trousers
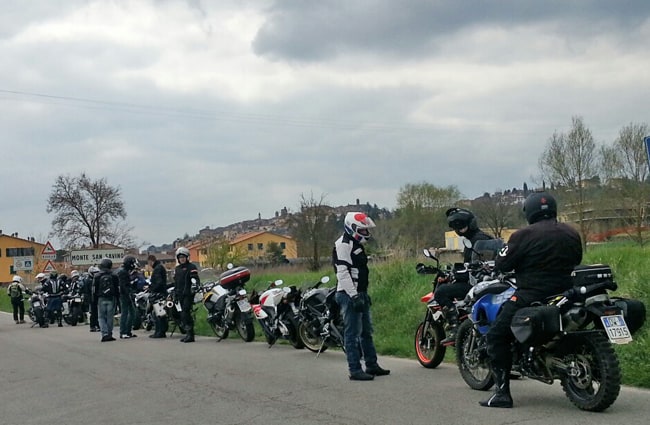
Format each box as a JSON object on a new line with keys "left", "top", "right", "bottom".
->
{"left": 180, "top": 295, "right": 194, "bottom": 332}
{"left": 433, "top": 282, "right": 472, "bottom": 310}
{"left": 11, "top": 298, "right": 25, "bottom": 322}
{"left": 89, "top": 297, "right": 99, "bottom": 328}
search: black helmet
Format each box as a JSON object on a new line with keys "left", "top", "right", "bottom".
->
{"left": 445, "top": 207, "right": 477, "bottom": 235}
{"left": 123, "top": 255, "right": 138, "bottom": 271}
{"left": 100, "top": 258, "right": 113, "bottom": 270}
{"left": 523, "top": 191, "right": 557, "bottom": 224}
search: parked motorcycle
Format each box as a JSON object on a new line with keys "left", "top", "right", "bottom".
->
{"left": 163, "top": 286, "right": 184, "bottom": 335}
{"left": 132, "top": 286, "right": 153, "bottom": 331}
{"left": 296, "top": 276, "right": 345, "bottom": 355}
{"left": 455, "top": 263, "right": 646, "bottom": 411}
{"left": 414, "top": 241, "right": 503, "bottom": 368}
{"left": 250, "top": 280, "right": 304, "bottom": 348}
{"left": 27, "top": 287, "right": 47, "bottom": 328}
{"left": 62, "top": 289, "right": 85, "bottom": 326}
{"left": 201, "top": 265, "right": 255, "bottom": 342}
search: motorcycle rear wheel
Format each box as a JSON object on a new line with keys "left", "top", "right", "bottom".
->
{"left": 456, "top": 320, "right": 494, "bottom": 390}
{"left": 559, "top": 332, "right": 621, "bottom": 412}
{"left": 235, "top": 315, "right": 255, "bottom": 342}
{"left": 298, "top": 321, "right": 328, "bottom": 353}
{"left": 415, "top": 320, "right": 446, "bottom": 368}
{"left": 34, "top": 308, "right": 46, "bottom": 328}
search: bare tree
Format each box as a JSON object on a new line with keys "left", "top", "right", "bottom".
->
{"left": 289, "top": 192, "right": 338, "bottom": 271}
{"left": 539, "top": 116, "right": 599, "bottom": 250}
{"left": 46, "top": 173, "right": 133, "bottom": 248}
{"left": 471, "top": 194, "right": 522, "bottom": 238}
{"left": 601, "top": 122, "right": 650, "bottom": 245}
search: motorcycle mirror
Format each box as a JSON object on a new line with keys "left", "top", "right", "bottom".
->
{"left": 320, "top": 276, "right": 330, "bottom": 284}
{"left": 226, "top": 263, "right": 234, "bottom": 270}
{"left": 274, "top": 279, "right": 284, "bottom": 286}
{"left": 282, "top": 286, "right": 291, "bottom": 293}
{"left": 462, "top": 238, "right": 473, "bottom": 249}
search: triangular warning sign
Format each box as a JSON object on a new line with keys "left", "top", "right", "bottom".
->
{"left": 43, "top": 260, "right": 56, "bottom": 273}
{"left": 41, "top": 241, "right": 56, "bottom": 255}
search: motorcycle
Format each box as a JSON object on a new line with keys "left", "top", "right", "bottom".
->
{"left": 27, "top": 287, "right": 47, "bottom": 328}
{"left": 249, "top": 280, "right": 304, "bottom": 348}
{"left": 201, "top": 265, "right": 255, "bottom": 342}
{"left": 163, "top": 286, "right": 185, "bottom": 336}
{"left": 414, "top": 241, "right": 504, "bottom": 368}
{"left": 62, "top": 289, "right": 85, "bottom": 326}
{"left": 132, "top": 286, "right": 153, "bottom": 331}
{"left": 296, "top": 276, "right": 345, "bottom": 355}
{"left": 455, "top": 262, "right": 646, "bottom": 411}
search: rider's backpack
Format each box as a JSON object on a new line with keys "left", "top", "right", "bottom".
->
{"left": 98, "top": 273, "right": 115, "bottom": 298}
{"left": 9, "top": 283, "right": 22, "bottom": 299}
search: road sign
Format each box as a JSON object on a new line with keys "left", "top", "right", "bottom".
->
{"left": 69, "top": 248, "right": 125, "bottom": 266}
{"left": 645, "top": 136, "right": 650, "bottom": 172}
{"left": 43, "top": 260, "right": 56, "bottom": 273}
{"left": 13, "top": 256, "right": 34, "bottom": 271}
{"left": 41, "top": 241, "right": 57, "bottom": 260}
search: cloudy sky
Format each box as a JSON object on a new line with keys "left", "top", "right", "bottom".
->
{"left": 2, "top": 0, "right": 649, "bottom": 247}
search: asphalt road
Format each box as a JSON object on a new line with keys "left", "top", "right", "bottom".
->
{"left": 1, "top": 312, "right": 649, "bottom": 425}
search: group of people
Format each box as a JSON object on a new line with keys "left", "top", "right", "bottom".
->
{"left": 6, "top": 191, "right": 580, "bottom": 409}
{"left": 332, "top": 191, "right": 582, "bottom": 411}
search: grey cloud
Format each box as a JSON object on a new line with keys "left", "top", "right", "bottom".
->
{"left": 252, "top": 0, "right": 650, "bottom": 61}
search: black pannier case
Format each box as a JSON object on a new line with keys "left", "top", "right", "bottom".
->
{"left": 571, "top": 264, "right": 614, "bottom": 287}
{"left": 611, "top": 297, "right": 646, "bottom": 334}
{"left": 511, "top": 305, "right": 561, "bottom": 346}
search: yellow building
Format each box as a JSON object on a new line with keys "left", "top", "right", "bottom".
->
{"left": 0, "top": 234, "right": 51, "bottom": 284}
{"left": 230, "top": 231, "right": 297, "bottom": 262}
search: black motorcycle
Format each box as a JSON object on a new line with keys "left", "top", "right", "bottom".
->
{"left": 27, "top": 288, "right": 47, "bottom": 328}
{"left": 297, "top": 276, "right": 345, "bottom": 355}
{"left": 62, "top": 289, "right": 85, "bottom": 326}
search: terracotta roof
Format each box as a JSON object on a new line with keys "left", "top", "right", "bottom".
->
{"left": 230, "top": 231, "right": 293, "bottom": 245}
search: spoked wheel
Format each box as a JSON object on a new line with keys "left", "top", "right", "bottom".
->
{"left": 235, "top": 315, "right": 255, "bottom": 342}
{"left": 415, "top": 320, "right": 446, "bottom": 368}
{"left": 209, "top": 319, "right": 229, "bottom": 341}
{"left": 298, "top": 321, "right": 327, "bottom": 353}
{"left": 456, "top": 320, "right": 494, "bottom": 390}
{"left": 559, "top": 332, "right": 621, "bottom": 412}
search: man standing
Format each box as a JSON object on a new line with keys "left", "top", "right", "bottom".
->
{"left": 148, "top": 254, "right": 169, "bottom": 338}
{"left": 480, "top": 192, "right": 582, "bottom": 408}
{"left": 173, "top": 247, "right": 200, "bottom": 343}
{"left": 42, "top": 271, "right": 64, "bottom": 327}
{"left": 118, "top": 255, "right": 139, "bottom": 339}
{"left": 7, "top": 275, "right": 26, "bottom": 324}
{"left": 94, "top": 258, "right": 119, "bottom": 342}
{"left": 333, "top": 212, "right": 390, "bottom": 381}
{"left": 86, "top": 266, "right": 101, "bottom": 332}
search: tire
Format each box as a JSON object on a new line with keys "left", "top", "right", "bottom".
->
{"left": 559, "top": 332, "right": 621, "bottom": 412}
{"left": 34, "top": 308, "right": 46, "bottom": 328}
{"left": 259, "top": 318, "right": 277, "bottom": 345}
{"left": 456, "top": 320, "right": 494, "bottom": 391}
{"left": 144, "top": 314, "right": 154, "bottom": 332}
{"left": 235, "top": 314, "right": 255, "bottom": 342}
{"left": 287, "top": 320, "right": 305, "bottom": 349}
{"left": 70, "top": 306, "right": 83, "bottom": 326}
{"left": 298, "top": 321, "right": 328, "bottom": 353}
{"left": 415, "top": 320, "right": 446, "bottom": 368}
{"left": 209, "top": 318, "right": 230, "bottom": 340}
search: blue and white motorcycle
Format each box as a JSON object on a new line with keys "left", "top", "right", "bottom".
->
{"left": 455, "top": 263, "right": 646, "bottom": 412}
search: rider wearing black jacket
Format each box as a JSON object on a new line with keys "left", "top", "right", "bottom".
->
{"left": 436, "top": 207, "right": 493, "bottom": 345}
{"left": 148, "top": 254, "right": 168, "bottom": 338}
{"left": 174, "top": 247, "right": 200, "bottom": 343}
{"left": 481, "top": 192, "right": 582, "bottom": 408}
{"left": 42, "top": 272, "right": 64, "bottom": 327}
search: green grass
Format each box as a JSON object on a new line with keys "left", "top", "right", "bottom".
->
{"left": 4, "top": 242, "right": 648, "bottom": 387}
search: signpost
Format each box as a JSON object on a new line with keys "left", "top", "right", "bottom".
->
{"left": 43, "top": 260, "right": 56, "bottom": 273}
{"left": 41, "top": 241, "right": 57, "bottom": 260}
{"left": 13, "top": 256, "right": 34, "bottom": 271}
{"left": 69, "top": 248, "right": 125, "bottom": 266}
{"left": 644, "top": 136, "right": 650, "bottom": 172}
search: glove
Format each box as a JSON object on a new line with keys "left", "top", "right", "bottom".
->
{"left": 351, "top": 294, "right": 365, "bottom": 312}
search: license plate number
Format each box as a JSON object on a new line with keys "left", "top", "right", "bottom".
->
{"left": 237, "top": 299, "right": 251, "bottom": 312}
{"left": 601, "top": 314, "right": 632, "bottom": 344}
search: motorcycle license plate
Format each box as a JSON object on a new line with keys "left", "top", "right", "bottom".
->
{"left": 237, "top": 299, "right": 251, "bottom": 312}
{"left": 33, "top": 301, "right": 41, "bottom": 307}
{"left": 600, "top": 315, "right": 632, "bottom": 344}
{"left": 74, "top": 297, "right": 82, "bottom": 302}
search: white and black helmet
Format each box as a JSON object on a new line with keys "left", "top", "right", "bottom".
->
{"left": 344, "top": 212, "right": 376, "bottom": 243}
{"left": 12, "top": 275, "right": 22, "bottom": 283}
{"left": 176, "top": 247, "right": 190, "bottom": 260}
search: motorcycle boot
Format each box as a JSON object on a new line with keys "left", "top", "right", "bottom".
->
{"left": 440, "top": 307, "right": 460, "bottom": 346}
{"left": 349, "top": 371, "right": 374, "bottom": 381}
{"left": 479, "top": 367, "right": 513, "bottom": 408}
{"left": 180, "top": 328, "right": 195, "bottom": 343}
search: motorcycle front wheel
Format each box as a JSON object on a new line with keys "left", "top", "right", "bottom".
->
{"left": 209, "top": 317, "right": 230, "bottom": 341}
{"left": 298, "top": 321, "right": 328, "bottom": 353}
{"left": 456, "top": 320, "right": 494, "bottom": 390}
{"left": 234, "top": 314, "right": 255, "bottom": 342}
{"left": 559, "top": 332, "right": 621, "bottom": 412}
{"left": 415, "top": 319, "right": 446, "bottom": 368}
